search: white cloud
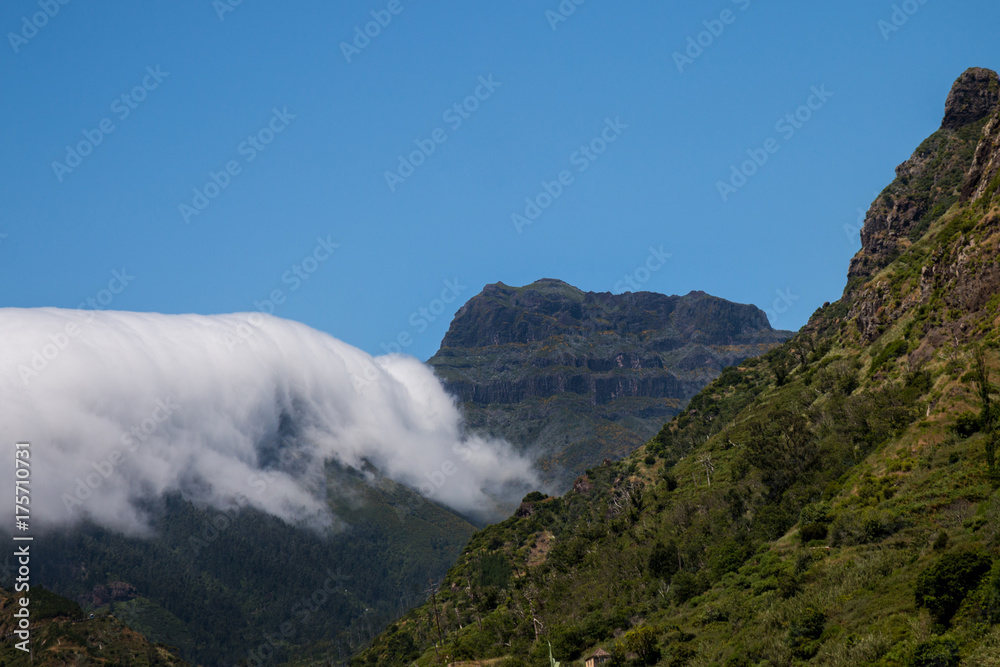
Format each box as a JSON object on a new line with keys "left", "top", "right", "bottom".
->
{"left": 0, "top": 308, "right": 539, "bottom": 534}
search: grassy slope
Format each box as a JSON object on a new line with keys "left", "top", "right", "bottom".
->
{"left": 349, "top": 105, "right": 1000, "bottom": 667}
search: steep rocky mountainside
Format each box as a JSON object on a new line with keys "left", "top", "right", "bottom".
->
{"left": 846, "top": 67, "right": 999, "bottom": 298}
{"left": 429, "top": 280, "right": 792, "bottom": 488}
{"left": 354, "top": 68, "right": 1000, "bottom": 667}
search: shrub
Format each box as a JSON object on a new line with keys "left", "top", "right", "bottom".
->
{"left": 932, "top": 531, "right": 948, "bottom": 551}
{"left": 800, "top": 522, "right": 829, "bottom": 543}
{"left": 909, "top": 637, "right": 960, "bottom": 667}
{"left": 788, "top": 606, "right": 826, "bottom": 659}
{"left": 661, "top": 472, "right": 678, "bottom": 492}
{"left": 623, "top": 625, "right": 660, "bottom": 665}
{"left": 984, "top": 562, "right": 1000, "bottom": 624}
{"left": 799, "top": 501, "right": 832, "bottom": 525}
{"left": 709, "top": 539, "right": 752, "bottom": 579}
{"left": 953, "top": 412, "right": 981, "bottom": 438}
{"left": 870, "top": 339, "right": 909, "bottom": 375}
{"left": 914, "top": 551, "right": 993, "bottom": 625}
{"left": 671, "top": 571, "right": 701, "bottom": 604}
{"left": 830, "top": 508, "right": 905, "bottom": 546}
{"left": 649, "top": 541, "right": 679, "bottom": 580}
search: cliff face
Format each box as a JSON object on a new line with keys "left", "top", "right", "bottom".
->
{"left": 429, "top": 280, "right": 791, "bottom": 488}
{"left": 846, "top": 68, "right": 1000, "bottom": 310}
{"left": 848, "top": 68, "right": 1000, "bottom": 342}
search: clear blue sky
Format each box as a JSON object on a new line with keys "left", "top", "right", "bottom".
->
{"left": 2, "top": 1, "right": 997, "bottom": 360}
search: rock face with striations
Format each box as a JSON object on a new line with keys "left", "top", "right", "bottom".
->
{"left": 428, "top": 279, "right": 792, "bottom": 489}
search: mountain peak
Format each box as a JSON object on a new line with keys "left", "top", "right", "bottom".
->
{"left": 942, "top": 67, "right": 999, "bottom": 130}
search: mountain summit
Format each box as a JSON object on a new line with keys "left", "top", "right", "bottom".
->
{"left": 430, "top": 280, "right": 792, "bottom": 489}
{"left": 847, "top": 67, "right": 1000, "bottom": 297}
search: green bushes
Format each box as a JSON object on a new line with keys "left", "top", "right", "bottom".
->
{"left": 788, "top": 607, "right": 826, "bottom": 659}
{"left": 908, "top": 637, "right": 960, "bottom": 667}
{"left": 800, "top": 523, "right": 828, "bottom": 543}
{"left": 870, "top": 339, "right": 910, "bottom": 375}
{"left": 670, "top": 571, "right": 703, "bottom": 604}
{"left": 648, "top": 541, "right": 679, "bottom": 580}
{"left": 952, "top": 411, "right": 981, "bottom": 438}
{"left": 478, "top": 552, "right": 511, "bottom": 589}
{"left": 829, "top": 508, "right": 905, "bottom": 546}
{"left": 914, "top": 551, "right": 993, "bottom": 625}
{"left": 984, "top": 562, "right": 1000, "bottom": 624}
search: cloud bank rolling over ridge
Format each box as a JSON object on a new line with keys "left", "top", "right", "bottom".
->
{"left": 0, "top": 308, "right": 539, "bottom": 535}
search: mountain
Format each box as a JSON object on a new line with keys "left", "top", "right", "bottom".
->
{"left": 429, "top": 279, "right": 793, "bottom": 489}
{"left": 4, "top": 461, "right": 477, "bottom": 666}
{"left": 0, "top": 586, "right": 187, "bottom": 665}
{"left": 354, "top": 67, "right": 1000, "bottom": 666}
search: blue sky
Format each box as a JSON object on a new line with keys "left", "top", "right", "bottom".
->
{"left": 1, "top": 1, "right": 997, "bottom": 361}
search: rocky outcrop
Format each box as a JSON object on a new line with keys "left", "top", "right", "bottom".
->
{"left": 442, "top": 280, "right": 775, "bottom": 349}
{"left": 846, "top": 69, "right": 1000, "bottom": 298}
{"left": 846, "top": 68, "right": 1000, "bottom": 343}
{"left": 430, "top": 279, "right": 792, "bottom": 489}
{"left": 962, "top": 104, "right": 1000, "bottom": 202}
{"left": 942, "top": 67, "right": 1000, "bottom": 130}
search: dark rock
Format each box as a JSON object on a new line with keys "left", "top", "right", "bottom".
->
{"left": 942, "top": 67, "right": 1000, "bottom": 130}
{"left": 429, "top": 279, "right": 792, "bottom": 490}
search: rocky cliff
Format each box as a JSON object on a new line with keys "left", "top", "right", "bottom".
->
{"left": 847, "top": 68, "right": 999, "bottom": 304}
{"left": 847, "top": 68, "right": 1000, "bottom": 342}
{"left": 429, "top": 280, "right": 792, "bottom": 489}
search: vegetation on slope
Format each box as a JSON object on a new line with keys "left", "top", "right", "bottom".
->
{"left": 352, "top": 71, "right": 1000, "bottom": 667}
{"left": 0, "top": 586, "right": 187, "bottom": 666}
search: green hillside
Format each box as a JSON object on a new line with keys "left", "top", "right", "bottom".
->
{"left": 351, "top": 68, "right": 1000, "bottom": 667}
{"left": 0, "top": 586, "right": 187, "bottom": 666}
{"left": 11, "top": 459, "right": 476, "bottom": 666}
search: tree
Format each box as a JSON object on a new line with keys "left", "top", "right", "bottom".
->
{"left": 648, "top": 541, "right": 679, "bottom": 580}
{"left": 623, "top": 626, "right": 660, "bottom": 665}
{"left": 915, "top": 551, "right": 993, "bottom": 625}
